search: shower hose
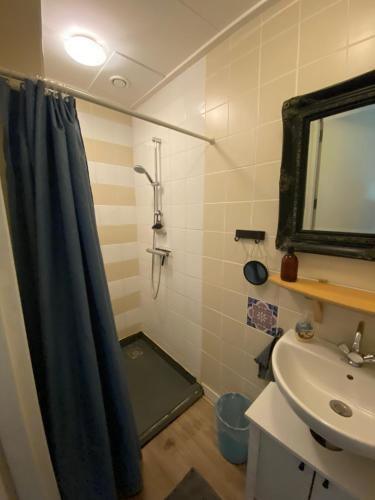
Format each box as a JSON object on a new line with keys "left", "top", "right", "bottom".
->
{"left": 151, "top": 231, "right": 162, "bottom": 299}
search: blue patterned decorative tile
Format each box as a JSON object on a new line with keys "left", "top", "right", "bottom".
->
{"left": 247, "top": 297, "right": 278, "bottom": 336}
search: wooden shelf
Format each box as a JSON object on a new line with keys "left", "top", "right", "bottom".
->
{"left": 270, "top": 274, "right": 375, "bottom": 321}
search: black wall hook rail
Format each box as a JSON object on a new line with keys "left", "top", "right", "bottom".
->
{"left": 234, "top": 230, "right": 266, "bottom": 243}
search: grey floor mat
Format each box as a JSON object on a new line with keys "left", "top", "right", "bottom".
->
{"left": 121, "top": 333, "right": 203, "bottom": 446}
{"left": 165, "top": 468, "right": 221, "bottom": 499}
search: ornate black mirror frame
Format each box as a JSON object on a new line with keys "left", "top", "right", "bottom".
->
{"left": 276, "top": 70, "right": 375, "bottom": 261}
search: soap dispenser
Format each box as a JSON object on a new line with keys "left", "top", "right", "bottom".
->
{"left": 295, "top": 313, "right": 314, "bottom": 342}
{"left": 280, "top": 247, "right": 298, "bottom": 282}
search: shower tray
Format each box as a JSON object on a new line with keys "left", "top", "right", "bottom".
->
{"left": 120, "top": 332, "right": 203, "bottom": 446}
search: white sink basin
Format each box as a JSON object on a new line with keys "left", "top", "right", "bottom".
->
{"left": 272, "top": 329, "right": 375, "bottom": 459}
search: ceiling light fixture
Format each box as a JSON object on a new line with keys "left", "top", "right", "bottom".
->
{"left": 64, "top": 35, "right": 107, "bottom": 67}
{"left": 110, "top": 76, "right": 129, "bottom": 89}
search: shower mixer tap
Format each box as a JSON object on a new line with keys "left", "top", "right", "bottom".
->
{"left": 338, "top": 321, "right": 375, "bottom": 367}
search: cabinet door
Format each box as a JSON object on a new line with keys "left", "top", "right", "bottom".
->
{"left": 255, "top": 433, "right": 314, "bottom": 500}
{"left": 311, "top": 473, "right": 356, "bottom": 500}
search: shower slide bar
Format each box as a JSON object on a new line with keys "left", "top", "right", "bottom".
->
{"left": 0, "top": 66, "right": 215, "bottom": 145}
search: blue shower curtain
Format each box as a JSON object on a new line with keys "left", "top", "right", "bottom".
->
{"left": 0, "top": 79, "right": 142, "bottom": 500}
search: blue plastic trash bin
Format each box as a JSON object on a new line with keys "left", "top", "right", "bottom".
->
{"left": 215, "top": 392, "right": 251, "bottom": 464}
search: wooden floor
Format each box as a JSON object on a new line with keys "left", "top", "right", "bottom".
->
{"left": 133, "top": 397, "right": 246, "bottom": 500}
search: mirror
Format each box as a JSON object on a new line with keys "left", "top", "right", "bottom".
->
{"left": 303, "top": 105, "right": 375, "bottom": 233}
{"left": 276, "top": 71, "right": 375, "bottom": 261}
{"left": 243, "top": 261, "right": 268, "bottom": 285}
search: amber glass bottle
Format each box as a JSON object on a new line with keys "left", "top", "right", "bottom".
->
{"left": 280, "top": 247, "right": 298, "bottom": 282}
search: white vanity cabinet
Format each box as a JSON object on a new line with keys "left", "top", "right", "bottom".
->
{"left": 246, "top": 384, "right": 374, "bottom": 500}
{"left": 255, "top": 433, "right": 314, "bottom": 500}
{"left": 254, "top": 433, "right": 354, "bottom": 500}
{"left": 310, "top": 473, "right": 354, "bottom": 500}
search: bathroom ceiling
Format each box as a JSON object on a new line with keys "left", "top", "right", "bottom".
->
{"left": 41, "top": 0, "right": 260, "bottom": 108}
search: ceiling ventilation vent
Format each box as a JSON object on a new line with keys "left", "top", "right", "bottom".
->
{"left": 110, "top": 76, "right": 130, "bottom": 88}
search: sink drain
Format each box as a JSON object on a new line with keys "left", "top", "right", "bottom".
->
{"left": 329, "top": 400, "right": 353, "bottom": 417}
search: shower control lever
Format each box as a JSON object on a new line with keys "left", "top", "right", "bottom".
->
{"left": 146, "top": 247, "right": 171, "bottom": 258}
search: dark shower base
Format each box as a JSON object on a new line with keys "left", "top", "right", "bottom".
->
{"left": 120, "top": 332, "right": 203, "bottom": 446}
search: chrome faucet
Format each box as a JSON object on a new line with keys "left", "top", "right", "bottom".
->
{"left": 338, "top": 321, "right": 375, "bottom": 367}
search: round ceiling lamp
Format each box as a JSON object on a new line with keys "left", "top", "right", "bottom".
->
{"left": 64, "top": 35, "right": 107, "bottom": 67}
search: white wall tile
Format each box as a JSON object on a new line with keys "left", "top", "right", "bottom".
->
{"left": 185, "top": 230, "right": 203, "bottom": 255}
{"left": 186, "top": 175, "right": 204, "bottom": 204}
{"left": 95, "top": 205, "right": 137, "bottom": 226}
{"left": 79, "top": 112, "right": 133, "bottom": 147}
{"left": 115, "top": 308, "right": 142, "bottom": 331}
{"left": 108, "top": 276, "right": 140, "bottom": 299}
{"left": 101, "top": 242, "right": 138, "bottom": 263}
{"left": 185, "top": 253, "right": 202, "bottom": 279}
{"left": 185, "top": 276, "right": 203, "bottom": 302}
{"left": 168, "top": 205, "right": 187, "bottom": 229}
{"left": 89, "top": 162, "right": 134, "bottom": 187}
{"left": 184, "top": 297, "right": 202, "bottom": 325}
{"left": 186, "top": 204, "right": 204, "bottom": 230}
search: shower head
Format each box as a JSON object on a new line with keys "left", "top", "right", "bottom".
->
{"left": 133, "top": 164, "right": 147, "bottom": 174}
{"left": 133, "top": 165, "right": 156, "bottom": 185}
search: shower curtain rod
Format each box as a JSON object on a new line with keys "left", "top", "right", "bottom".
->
{"left": 0, "top": 66, "right": 215, "bottom": 145}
